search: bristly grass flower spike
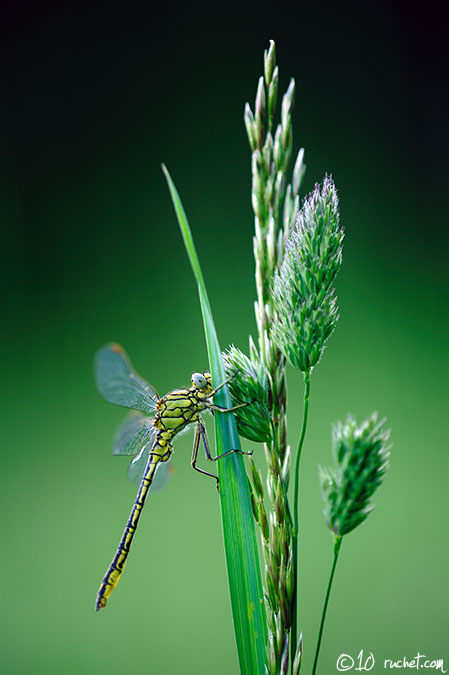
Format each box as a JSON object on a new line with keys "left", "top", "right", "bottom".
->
{"left": 272, "top": 175, "right": 344, "bottom": 374}
{"left": 312, "top": 414, "right": 391, "bottom": 675}
{"left": 271, "top": 174, "right": 344, "bottom": 664}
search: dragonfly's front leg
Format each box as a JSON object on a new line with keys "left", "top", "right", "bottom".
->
{"left": 208, "top": 372, "right": 238, "bottom": 398}
{"left": 208, "top": 373, "right": 254, "bottom": 413}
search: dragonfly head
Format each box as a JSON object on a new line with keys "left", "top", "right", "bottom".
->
{"left": 191, "top": 372, "right": 212, "bottom": 392}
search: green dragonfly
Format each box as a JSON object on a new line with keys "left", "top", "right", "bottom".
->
{"left": 94, "top": 343, "right": 248, "bottom": 611}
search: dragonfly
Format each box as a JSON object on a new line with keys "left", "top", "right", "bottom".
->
{"left": 94, "top": 343, "right": 249, "bottom": 611}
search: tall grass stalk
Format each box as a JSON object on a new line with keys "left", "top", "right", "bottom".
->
{"left": 227, "top": 43, "right": 344, "bottom": 675}
{"left": 242, "top": 40, "right": 306, "bottom": 675}
{"left": 311, "top": 536, "right": 342, "bottom": 675}
{"left": 291, "top": 369, "right": 310, "bottom": 666}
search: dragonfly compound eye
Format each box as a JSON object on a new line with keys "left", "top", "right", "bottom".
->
{"left": 191, "top": 372, "right": 207, "bottom": 389}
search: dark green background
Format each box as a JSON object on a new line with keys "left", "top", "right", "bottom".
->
{"left": 2, "top": 2, "right": 448, "bottom": 673}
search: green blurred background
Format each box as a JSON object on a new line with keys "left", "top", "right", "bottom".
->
{"left": 2, "top": 2, "right": 448, "bottom": 673}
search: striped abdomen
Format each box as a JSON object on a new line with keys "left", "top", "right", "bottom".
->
{"left": 95, "top": 444, "right": 166, "bottom": 610}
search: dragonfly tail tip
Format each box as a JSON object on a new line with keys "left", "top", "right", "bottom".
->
{"left": 95, "top": 597, "right": 107, "bottom": 612}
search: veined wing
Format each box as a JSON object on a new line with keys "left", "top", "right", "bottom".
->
{"left": 113, "top": 413, "right": 154, "bottom": 456}
{"left": 128, "top": 441, "right": 172, "bottom": 489}
{"left": 94, "top": 343, "right": 160, "bottom": 414}
{"left": 114, "top": 416, "right": 171, "bottom": 490}
{"left": 151, "top": 462, "right": 173, "bottom": 492}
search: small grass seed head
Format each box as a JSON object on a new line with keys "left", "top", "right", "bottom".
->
{"left": 320, "top": 413, "right": 391, "bottom": 537}
{"left": 222, "top": 345, "right": 272, "bottom": 443}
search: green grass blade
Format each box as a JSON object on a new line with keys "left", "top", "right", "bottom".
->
{"left": 162, "top": 164, "right": 267, "bottom": 675}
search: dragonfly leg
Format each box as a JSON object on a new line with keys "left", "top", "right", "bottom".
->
{"left": 191, "top": 422, "right": 220, "bottom": 490}
{"left": 199, "top": 421, "right": 252, "bottom": 459}
{"left": 207, "top": 401, "right": 252, "bottom": 413}
{"left": 209, "top": 370, "right": 239, "bottom": 397}
{"left": 208, "top": 373, "right": 255, "bottom": 413}
{"left": 191, "top": 420, "right": 253, "bottom": 491}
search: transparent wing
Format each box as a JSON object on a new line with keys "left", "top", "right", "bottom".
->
{"left": 114, "top": 419, "right": 172, "bottom": 490}
{"left": 113, "top": 413, "right": 154, "bottom": 456}
{"left": 94, "top": 343, "right": 160, "bottom": 413}
{"left": 127, "top": 441, "right": 155, "bottom": 487}
{"left": 151, "top": 462, "right": 174, "bottom": 493}
{"left": 127, "top": 441, "right": 173, "bottom": 490}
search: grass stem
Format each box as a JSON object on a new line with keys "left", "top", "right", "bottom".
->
{"left": 291, "top": 369, "right": 311, "bottom": 672}
{"left": 311, "top": 536, "right": 342, "bottom": 675}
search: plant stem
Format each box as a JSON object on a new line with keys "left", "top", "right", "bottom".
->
{"left": 311, "top": 535, "right": 343, "bottom": 675}
{"left": 290, "top": 369, "right": 311, "bottom": 673}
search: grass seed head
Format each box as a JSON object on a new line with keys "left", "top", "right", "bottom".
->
{"left": 272, "top": 174, "right": 344, "bottom": 372}
{"left": 222, "top": 345, "right": 272, "bottom": 443}
{"left": 320, "top": 413, "right": 391, "bottom": 536}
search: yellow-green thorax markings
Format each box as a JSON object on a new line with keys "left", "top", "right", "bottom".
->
{"left": 154, "top": 371, "right": 212, "bottom": 437}
{"left": 94, "top": 344, "right": 248, "bottom": 611}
